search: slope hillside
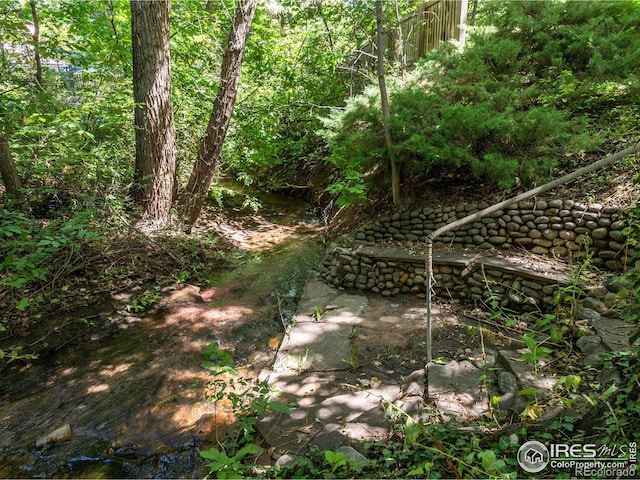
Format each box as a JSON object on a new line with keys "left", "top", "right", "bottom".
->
{"left": 315, "top": 1, "right": 639, "bottom": 236}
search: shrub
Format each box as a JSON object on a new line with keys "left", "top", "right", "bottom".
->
{"left": 320, "top": 0, "right": 640, "bottom": 204}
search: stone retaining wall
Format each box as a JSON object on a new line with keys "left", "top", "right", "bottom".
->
{"left": 317, "top": 246, "right": 570, "bottom": 312}
{"left": 353, "top": 198, "right": 630, "bottom": 270}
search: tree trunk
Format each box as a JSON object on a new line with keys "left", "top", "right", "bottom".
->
{"left": 376, "top": 0, "right": 402, "bottom": 207}
{"left": 393, "top": 0, "right": 406, "bottom": 78}
{"left": 179, "top": 0, "right": 257, "bottom": 229}
{"left": 29, "top": 0, "right": 43, "bottom": 89}
{"left": 469, "top": 0, "right": 478, "bottom": 26}
{"left": 0, "top": 133, "right": 26, "bottom": 210}
{"left": 130, "top": 0, "right": 177, "bottom": 223}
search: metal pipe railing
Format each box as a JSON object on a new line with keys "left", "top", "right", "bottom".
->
{"left": 424, "top": 142, "right": 640, "bottom": 364}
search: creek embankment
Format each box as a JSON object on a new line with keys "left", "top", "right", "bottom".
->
{"left": 0, "top": 180, "right": 323, "bottom": 478}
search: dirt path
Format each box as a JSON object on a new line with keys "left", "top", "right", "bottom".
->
{"left": 0, "top": 188, "right": 322, "bottom": 478}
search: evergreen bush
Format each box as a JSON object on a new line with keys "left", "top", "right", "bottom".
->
{"left": 321, "top": 0, "right": 640, "bottom": 204}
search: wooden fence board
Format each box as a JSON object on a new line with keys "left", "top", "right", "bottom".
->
{"left": 390, "top": 0, "right": 468, "bottom": 66}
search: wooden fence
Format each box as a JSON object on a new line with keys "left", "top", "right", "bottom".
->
{"left": 389, "top": 0, "right": 468, "bottom": 66}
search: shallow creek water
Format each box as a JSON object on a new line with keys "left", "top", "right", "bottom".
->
{"left": 0, "top": 181, "right": 322, "bottom": 478}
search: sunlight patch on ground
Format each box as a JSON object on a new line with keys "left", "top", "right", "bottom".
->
{"left": 99, "top": 363, "right": 132, "bottom": 377}
{"left": 87, "top": 383, "right": 110, "bottom": 394}
{"left": 159, "top": 305, "right": 208, "bottom": 326}
{"left": 199, "top": 287, "right": 218, "bottom": 302}
{"left": 199, "top": 306, "right": 255, "bottom": 323}
{"left": 58, "top": 367, "right": 77, "bottom": 377}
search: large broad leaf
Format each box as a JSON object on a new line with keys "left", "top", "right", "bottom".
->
{"left": 199, "top": 447, "right": 224, "bottom": 461}
{"left": 233, "top": 443, "right": 260, "bottom": 461}
{"left": 268, "top": 401, "right": 292, "bottom": 414}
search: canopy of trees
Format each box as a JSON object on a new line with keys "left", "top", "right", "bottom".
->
{"left": 2, "top": 0, "right": 638, "bottom": 213}
{"left": 321, "top": 1, "right": 640, "bottom": 204}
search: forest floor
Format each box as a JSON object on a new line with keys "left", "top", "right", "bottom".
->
{"left": 0, "top": 183, "right": 324, "bottom": 478}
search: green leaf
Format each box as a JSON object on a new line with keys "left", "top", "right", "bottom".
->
{"left": 268, "top": 401, "right": 292, "bottom": 414}
{"left": 234, "top": 443, "right": 260, "bottom": 461}
{"left": 407, "top": 465, "right": 425, "bottom": 476}
{"left": 202, "top": 342, "right": 235, "bottom": 366}
{"left": 522, "top": 335, "right": 537, "bottom": 350}
{"left": 556, "top": 374, "right": 581, "bottom": 392}
{"left": 498, "top": 435, "right": 510, "bottom": 451}
{"left": 325, "top": 450, "right": 347, "bottom": 472}
{"left": 200, "top": 447, "right": 224, "bottom": 461}
{"left": 16, "top": 298, "right": 30, "bottom": 311}
{"left": 404, "top": 421, "right": 421, "bottom": 448}
{"left": 518, "top": 387, "right": 538, "bottom": 396}
{"left": 536, "top": 346, "right": 554, "bottom": 357}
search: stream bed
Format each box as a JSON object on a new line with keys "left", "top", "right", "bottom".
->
{"left": 0, "top": 182, "right": 323, "bottom": 478}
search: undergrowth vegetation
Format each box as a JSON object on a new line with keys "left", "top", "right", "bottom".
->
{"left": 197, "top": 181, "right": 640, "bottom": 479}
{"left": 199, "top": 301, "right": 640, "bottom": 479}
{"left": 322, "top": 1, "right": 640, "bottom": 205}
{"left": 194, "top": 263, "right": 640, "bottom": 478}
{"left": 0, "top": 206, "right": 228, "bottom": 361}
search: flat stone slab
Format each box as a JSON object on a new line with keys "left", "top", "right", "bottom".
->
{"left": 427, "top": 360, "right": 489, "bottom": 421}
{"left": 357, "top": 246, "right": 479, "bottom": 265}
{"left": 355, "top": 246, "right": 569, "bottom": 285}
{"left": 589, "top": 316, "right": 635, "bottom": 352}
{"left": 324, "top": 293, "right": 369, "bottom": 316}
{"left": 259, "top": 370, "right": 401, "bottom": 453}
{"left": 262, "top": 281, "right": 429, "bottom": 454}
{"left": 274, "top": 322, "right": 355, "bottom": 372}
{"left": 295, "top": 278, "right": 342, "bottom": 316}
{"left": 497, "top": 349, "right": 557, "bottom": 393}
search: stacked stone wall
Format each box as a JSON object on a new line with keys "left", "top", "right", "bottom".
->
{"left": 317, "top": 246, "right": 568, "bottom": 312}
{"left": 353, "top": 198, "right": 629, "bottom": 270}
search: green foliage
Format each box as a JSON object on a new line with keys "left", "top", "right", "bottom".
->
{"left": 123, "top": 286, "right": 161, "bottom": 313}
{"left": 200, "top": 336, "right": 638, "bottom": 480}
{"left": 325, "top": 170, "right": 367, "bottom": 207}
{"left": 321, "top": 0, "right": 639, "bottom": 202}
{"left": 9, "top": 89, "right": 134, "bottom": 197}
{"left": 201, "top": 341, "right": 238, "bottom": 376}
{"left": 584, "top": 350, "right": 640, "bottom": 443}
{"left": 276, "top": 414, "right": 520, "bottom": 479}
{"left": 0, "top": 210, "right": 101, "bottom": 304}
{"left": 200, "top": 342, "right": 292, "bottom": 478}
{"left": 324, "top": 450, "right": 348, "bottom": 474}
{"left": 520, "top": 333, "right": 553, "bottom": 366}
{"left": 0, "top": 341, "right": 37, "bottom": 363}
{"left": 0, "top": 210, "right": 101, "bottom": 363}
{"left": 623, "top": 200, "right": 640, "bottom": 344}
{"left": 1, "top": 0, "right": 135, "bottom": 209}
{"left": 220, "top": 2, "right": 361, "bottom": 186}
{"left": 200, "top": 443, "right": 261, "bottom": 479}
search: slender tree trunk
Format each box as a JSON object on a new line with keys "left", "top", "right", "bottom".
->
{"left": 469, "top": 0, "right": 478, "bottom": 26}
{"left": 393, "top": 0, "right": 406, "bottom": 78}
{"left": 179, "top": 0, "right": 257, "bottom": 229}
{"left": 376, "top": 0, "right": 401, "bottom": 207}
{"left": 106, "top": 0, "right": 128, "bottom": 78}
{"left": 29, "top": 0, "right": 43, "bottom": 89}
{"left": 0, "top": 133, "right": 26, "bottom": 210}
{"left": 130, "top": 0, "right": 177, "bottom": 223}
